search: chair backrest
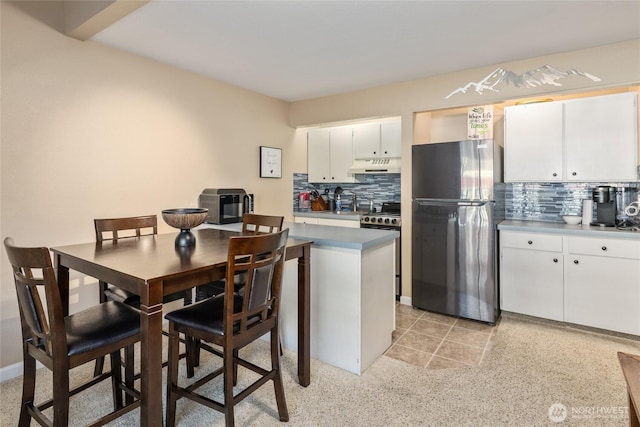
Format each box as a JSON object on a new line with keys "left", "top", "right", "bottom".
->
{"left": 224, "top": 229, "right": 289, "bottom": 341}
{"left": 4, "top": 238, "right": 64, "bottom": 357}
{"left": 94, "top": 215, "right": 157, "bottom": 242}
{"left": 241, "top": 213, "right": 284, "bottom": 235}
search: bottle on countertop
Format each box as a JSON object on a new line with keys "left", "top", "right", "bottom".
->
{"left": 368, "top": 198, "right": 374, "bottom": 213}
{"left": 352, "top": 193, "right": 358, "bottom": 211}
{"left": 335, "top": 194, "right": 342, "bottom": 212}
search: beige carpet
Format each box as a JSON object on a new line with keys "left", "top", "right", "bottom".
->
{"left": 1, "top": 314, "right": 638, "bottom": 426}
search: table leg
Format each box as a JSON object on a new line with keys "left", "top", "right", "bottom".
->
{"left": 139, "top": 280, "right": 164, "bottom": 426}
{"left": 54, "top": 255, "right": 70, "bottom": 316}
{"left": 297, "top": 245, "right": 310, "bottom": 387}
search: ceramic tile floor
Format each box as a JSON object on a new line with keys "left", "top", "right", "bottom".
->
{"left": 385, "top": 303, "right": 498, "bottom": 369}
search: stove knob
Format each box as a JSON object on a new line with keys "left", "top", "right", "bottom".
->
{"left": 364, "top": 217, "right": 370, "bottom": 222}
{"left": 384, "top": 218, "right": 390, "bottom": 224}
{"left": 377, "top": 218, "right": 383, "bottom": 223}
{"left": 391, "top": 219, "right": 397, "bottom": 225}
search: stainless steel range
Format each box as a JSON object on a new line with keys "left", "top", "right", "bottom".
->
{"left": 360, "top": 202, "right": 401, "bottom": 299}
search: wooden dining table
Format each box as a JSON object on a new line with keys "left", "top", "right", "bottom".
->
{"left": 51, "top": 228, "right": 312, "bottom": 426}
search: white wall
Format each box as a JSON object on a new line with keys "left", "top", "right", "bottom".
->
{"left": 0, "top": 2, "right": 296, "bottom": 370}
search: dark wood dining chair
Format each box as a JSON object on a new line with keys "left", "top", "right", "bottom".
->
{"left": 195, "top": 213, "right": 284, "bottom": 301}
{"left": 189, "top": 213, "right": 285, "bottom": 372}
{"left": 4, "top": 237, "right": 141, "bottom": 427}
{"left": 94, "top": 214, "right": 192, "bottom": 377}
{"left": 165, "top": 229, "right": 290, "bottom": 427}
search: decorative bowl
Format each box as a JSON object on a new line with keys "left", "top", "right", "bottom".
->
{"left": 162, "top": 208, "right": 208, "bottom": 246}
{"left": 563, "top": 215, "right": 582, "bottom": 225}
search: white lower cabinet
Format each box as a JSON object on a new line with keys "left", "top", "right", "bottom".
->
{"left": 500, "top": 231, "right": 564, "bottom": 321}
{"left": 565, "top": 236, "right": 640, "bottom": 335}
{"left": 500, "top": 230, "right": 640, "bottom": 335}
{"left": 501, "top": 248, "right": 564, "bottom": 321}
{"left": 294, "top": 215, "right": 360, "bottom": 228}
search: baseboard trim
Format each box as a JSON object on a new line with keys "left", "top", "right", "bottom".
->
{"left": 399, "top": 295, "right": 411, "bottom": 306}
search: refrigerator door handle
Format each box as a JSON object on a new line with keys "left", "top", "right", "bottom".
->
{"left": 414, "top": 199, "right": 491, "bottom": 207}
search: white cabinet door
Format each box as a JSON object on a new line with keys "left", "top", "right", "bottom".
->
{"left": 294, "top": 216, "right": 318, "bottom": 224}
{"left": 353, "top": 119, "right": 401, "bottom": 159}
{"left": 308, "top": 129, "right": 331, "bottom": 183}
{"left": 352, "top": 123, "right": 380, "bottom": 159}
{"left": 504, "top": 102, "right": 563, "bottom": 182}
{"left": 564, "top": 92, "right": 638, "bottom": 182}
{"left": 380, "top": 120, "right": 402, "bottom": 158}
{"left": 501, "top": 247, "right": 564, "bottom": 321}
{"left": 307, "top": 127, "right": 355, "bottom": 183}
{"left": 565, "top": 254, "right": 640, "bottom": 335}
{"left": 329, "top": 126, "right": 356, "bottom": 183}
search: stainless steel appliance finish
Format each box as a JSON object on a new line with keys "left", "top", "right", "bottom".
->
{"left": 412, "top": 140, "right": 503, "bottom": 324}
{"left": 360, "top": 202, "right": 402, "bottom": 299}
{"left": 591, "top": 186, "right": 617, "bottom": 227}
{"left": 198, "top": 188, "right": 254, "bottom": 224}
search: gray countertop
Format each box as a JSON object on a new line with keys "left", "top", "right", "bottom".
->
{"left": 498, "top": 220, "right": 640, "bottom": 240}
{"left": 200, "top": 221, "right": 398, "bottom": 251}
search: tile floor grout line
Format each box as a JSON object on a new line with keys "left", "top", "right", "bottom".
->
{"left": 424, "top": 319, "right": 458, "bottom": 369}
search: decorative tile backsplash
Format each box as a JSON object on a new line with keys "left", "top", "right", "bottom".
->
{"left": 293, "top": 173, "right": 639, "bottom": 224}
{"left": 293, "top": 173, "right": 400, "bottom": 212}
{"left": 505, "top": 182, "right": 640, "bottom": 223}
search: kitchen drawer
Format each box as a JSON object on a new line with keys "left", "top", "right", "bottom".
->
{"left": 568, "top": 236, "right": 640, "bottom": 260}
{"left": 500, "top": 231, "right": 562, "bottom": 252}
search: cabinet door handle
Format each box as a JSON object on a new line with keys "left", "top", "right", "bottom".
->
{"left": 553, "top": 258, "right": 558, "bottom": 263}
{"left": 552, "top": 173, "right": 557, "bottom": 177}
{"left": 574, "top": 260, "right": 579, "bottom": 264}
{"left": 601, "top": 246, "right": 607, "bottom": 251}
{"left": 527, "top": 240, "right": 533, "bottom": 245}
{"left": 572, "top": 172, "right": 577, "bottom": 176}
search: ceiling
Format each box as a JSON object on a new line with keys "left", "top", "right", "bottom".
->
{"left": 91, "top": 1, "right": 640, "bottom": 102}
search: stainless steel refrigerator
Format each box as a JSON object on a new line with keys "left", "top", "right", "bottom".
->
{"left": 411, "top": 140, "right": 503, "bottom": 324}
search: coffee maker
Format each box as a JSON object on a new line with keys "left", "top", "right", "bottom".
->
{"left": 591, "top": 186, "right": 617, "bottom": 227}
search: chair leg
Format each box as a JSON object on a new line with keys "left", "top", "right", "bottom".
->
{"left": 124, "top": 345, "right": 135, "bottom": 404}
{"left": 110, "top": 350, "right": 124, "bottom": 409}
{"left": 18, "top": 352, "right": 36, "bottom": 427}
{"left": 223, "top": 348, "right": 236, "bottom": 427}
{"left": 165, "top": 324, "right": 180, "bottom": 427}
{"left": 232, "top": 349, "right": 239, "bottom": 386}
{"left": 52, "top": 362, "right": 70, "bottom": 426}
{"left": 272, "top": 328, "right": 289, "bottom": 422}
{"left": 94, "top": 355, "right": 106, "bottom": 377}
{"left": 185, "top": 336, "right": 196, "bottom": 378}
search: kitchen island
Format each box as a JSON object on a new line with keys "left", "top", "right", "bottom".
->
{"left": 201, "top": 222, "right": 399, "bottom": 375}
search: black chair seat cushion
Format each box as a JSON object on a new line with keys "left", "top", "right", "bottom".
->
{"left": 65, "top": 301, "right": 140, "bottom": 357}
{"left": 105, "top": 286, "right": 188, "bottom": 309}
{"left": 165, "top": 294, "right": 251, "bottom": 336}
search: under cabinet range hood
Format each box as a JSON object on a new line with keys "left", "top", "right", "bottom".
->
{"left": 348, "top": 158, "right": 402, "bottom": 174}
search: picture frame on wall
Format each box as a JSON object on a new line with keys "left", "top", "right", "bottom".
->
{"left": 260, "top": 146, "right": 282, "bottom": 178}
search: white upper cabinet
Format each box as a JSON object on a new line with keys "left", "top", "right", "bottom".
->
{"left": 504, "top": 92, "right": 638, "bottom": 182}
{"left": 352, "top": 123, "right": 380, "bottom": 159}
{"left": 504, "top": 101, "right": 564, "bottom": 182}
{"left": 352, "top": 119, "right": 401, "bottom": 159}
{"left": 564, "top": 92, "right": 638, "bottom": 182}
{"left": 380, "top": 119, "right": 402, "bottom": 158}
{"left": 307, "top": 126, "right": 356, "bottom": 183}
